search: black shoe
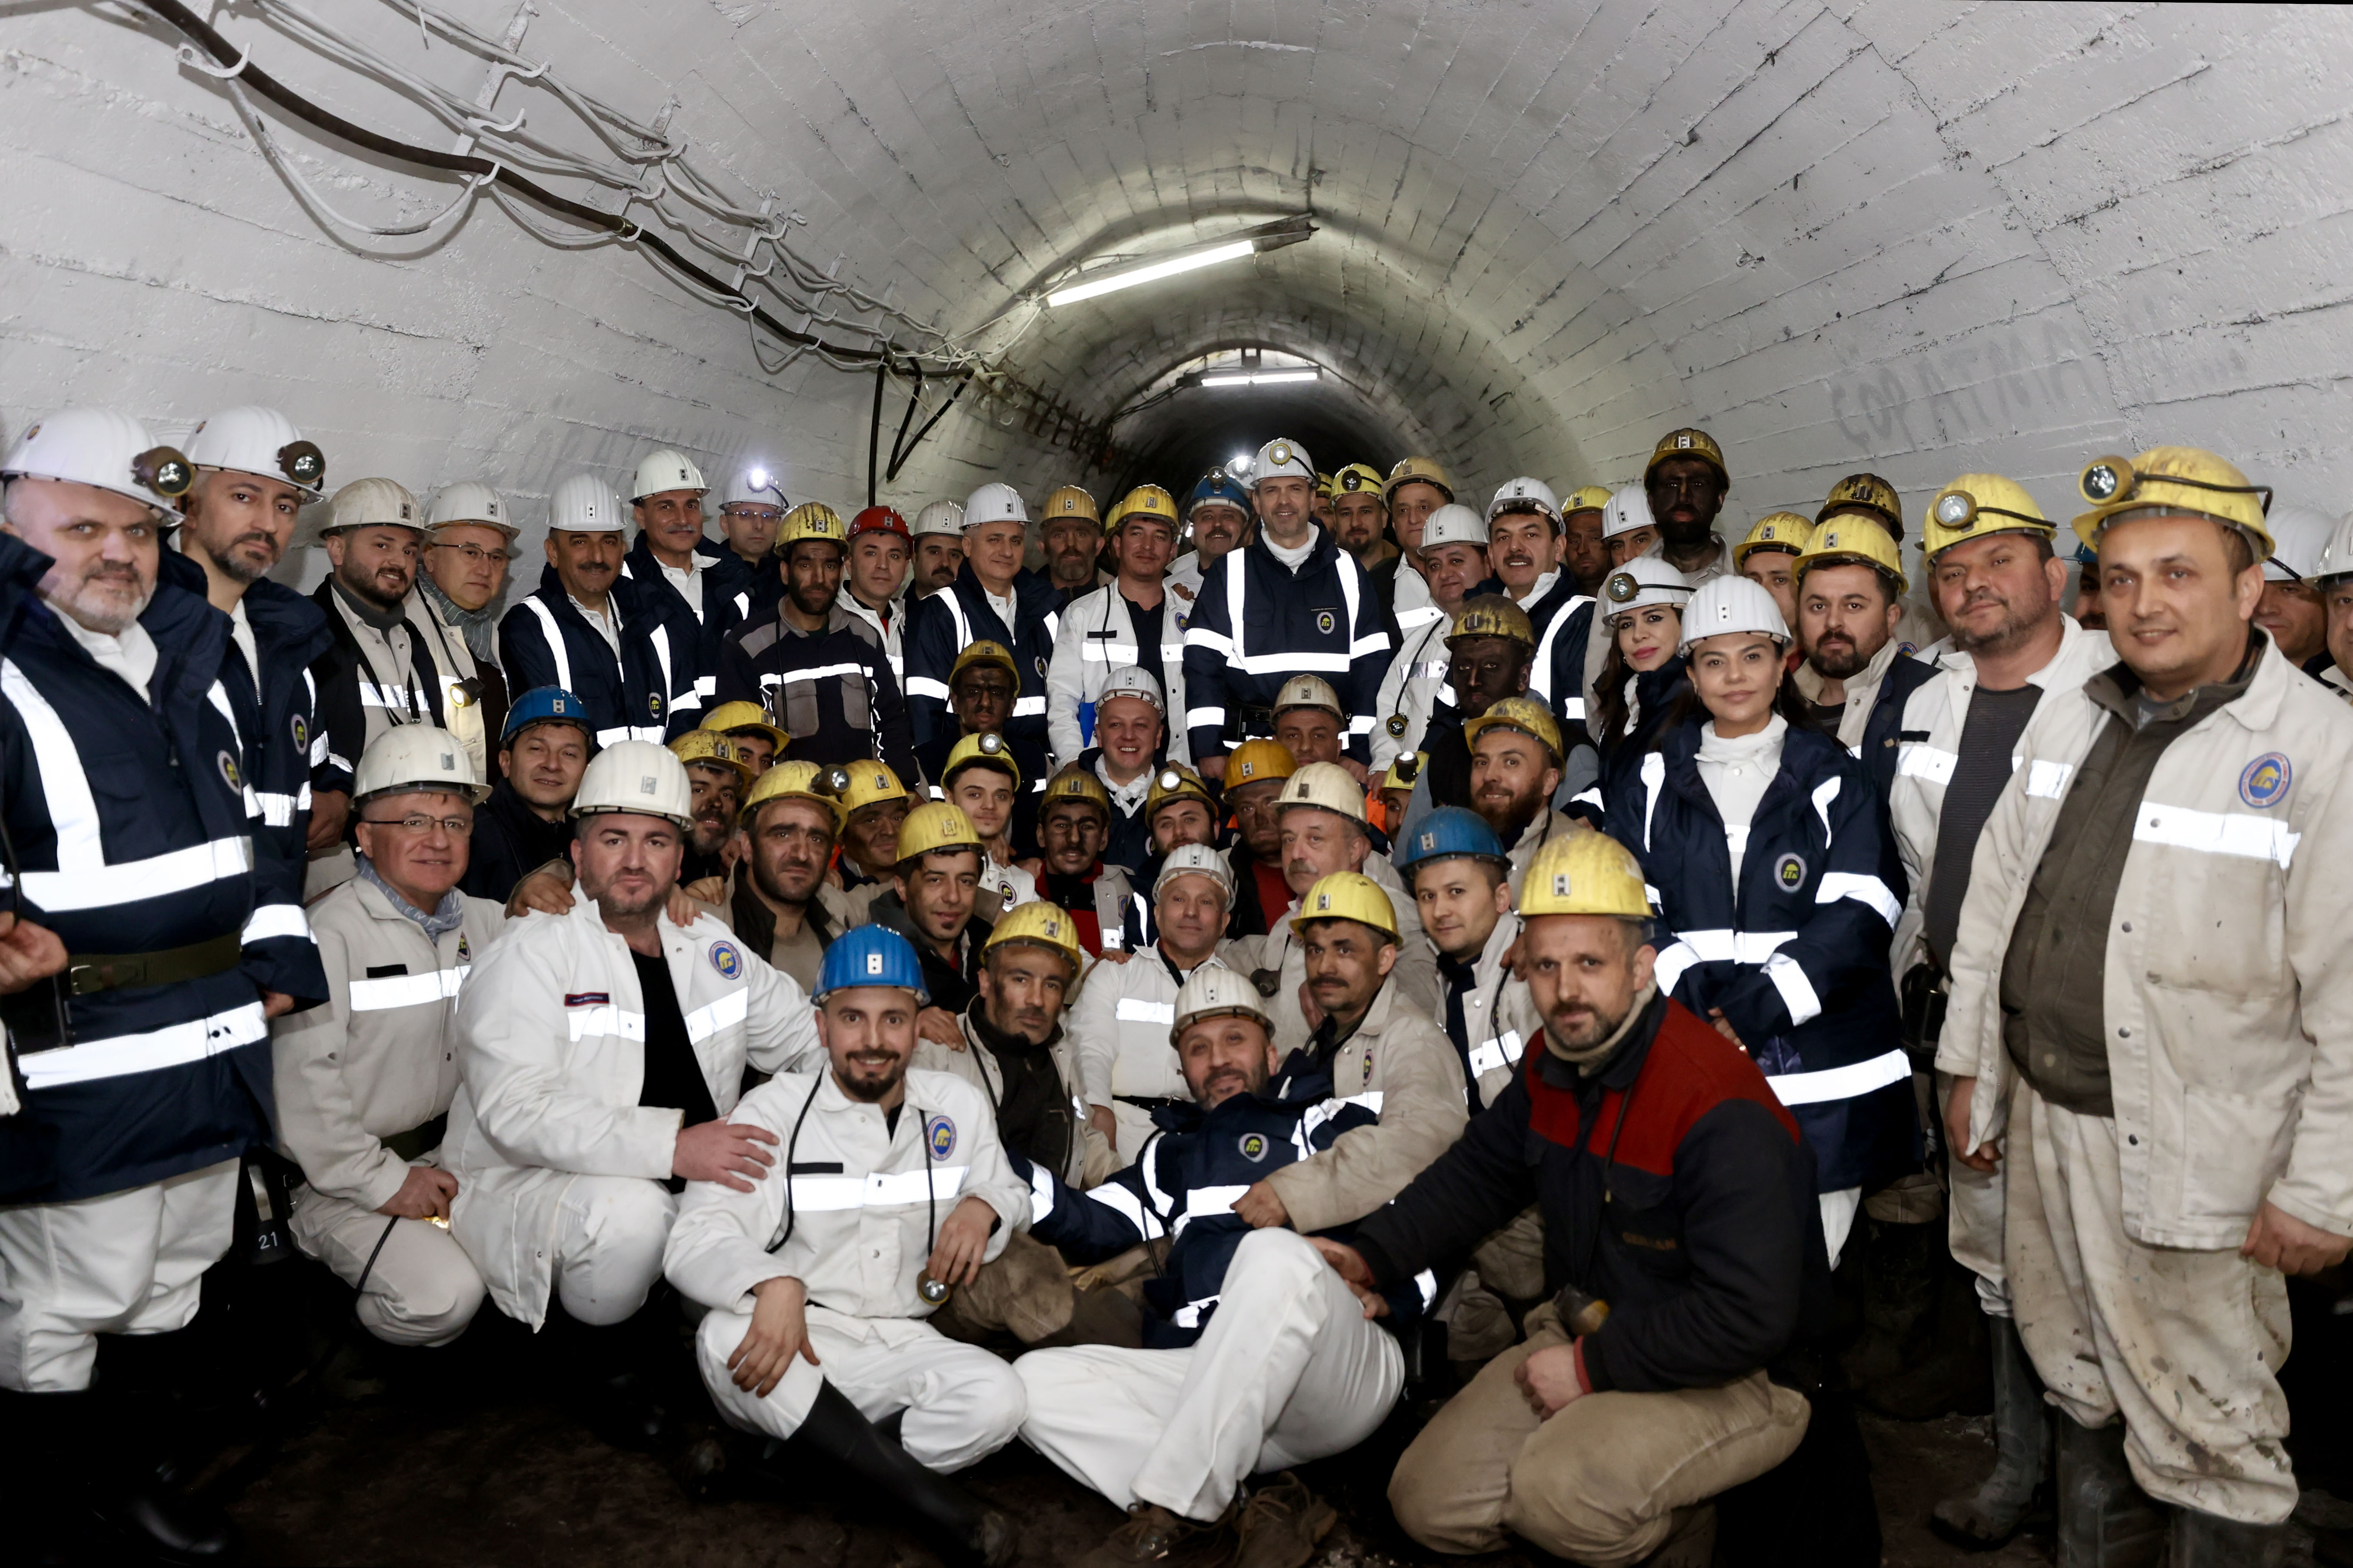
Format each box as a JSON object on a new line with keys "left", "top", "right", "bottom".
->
{"left": 91, "top": 1459, "right": 241, "bottom": 1565}
{"left": 779, "top": 1381, "right": 1017, "bottom": 1567}
{"left": 1930, "top": 1314, "right": 2048, "bottom": 1549}
{"left": 2055, "top": 1418, "right": 2166, "bottom": 1568}
{"left": 16, "top": 1386, "right": 239, "bottom": 1565}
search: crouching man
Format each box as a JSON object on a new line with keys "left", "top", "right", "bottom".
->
{"left": 272, "top": 727, "right": 505, "bottom": 1350}
{"left": 1319, "top": 833, "right": 1828, "bottom": 1566}
{"left": 664, "top": 926, "right": 1027, "bottom": 1567}
{"left": 1016, "top": 966, "right": 1428, "bottom": 1568}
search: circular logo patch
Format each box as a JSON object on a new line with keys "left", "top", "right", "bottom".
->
{"left": 1034, "top": 655, "right": 1048, "bottom": 678}
{"left": 1238, "top": 1132, "right": 1269, "bottom": 1162}
{"left": 1774, "top": 852, "right": 1807, "bottom": 890}
{"left": 217, "top": 749, "right": 242, "bottom": 791}
{"left": 290, "top": 715, "right": 308, "bottom": 752}
{"left": 709, "top": 940, "right": 743, "bottom": 980}
{"left": 925, "top": 1115, "right": 958, "bottom": 1161}
{"left": 1315, "top": 610, "right": 1336, "bottom": 635}
{"left": 2240, "top": 752, "right": 2292, "bottom": 808}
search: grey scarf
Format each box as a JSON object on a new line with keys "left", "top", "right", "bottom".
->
{"left": 1543, "top": 983, "right": 1659, "bottom": 1070}
{"left": 418, "top": 573, "right": 501, "bottom": 667}
{"left": 359, "top": 854, "right": 467, "bottom": 943}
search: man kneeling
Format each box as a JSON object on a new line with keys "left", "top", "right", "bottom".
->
{"left": 1015, "top": 966, "right": 1426, "bottom": 1568}
{"left": 664, "top": 925, "right": 1028, "bottom": 1567}
{"left": 1318, "top": 833, "right": 1827, "bottom": 1567}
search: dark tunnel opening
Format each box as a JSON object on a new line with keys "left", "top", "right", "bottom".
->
{"left": 1102, "top": 381, "right": 1406, "bottom": 508}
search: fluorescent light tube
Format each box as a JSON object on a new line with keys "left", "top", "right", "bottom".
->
{"left": 1047, "top": 239, "right": 1256, "bottom": 308}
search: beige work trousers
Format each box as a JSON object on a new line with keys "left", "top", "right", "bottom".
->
{"left": 1937, "top": 1072, "right": 2010, "bottom": 1314}
{"left": 2005, "top": 1078, "right": 2296, "bottom": 1525}
{"left": 291, "top": 1181, "right": 487, "bottom": 1348}
{"left": 1389, "top": 1302, "right": 1810, "bottom": 1565}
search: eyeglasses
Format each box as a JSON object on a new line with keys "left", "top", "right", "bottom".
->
{"left": 427, "top": 541, "right": 508, "bottom": 564}
{"left": 361, "top": 814, "right": 474, "bottom": 836}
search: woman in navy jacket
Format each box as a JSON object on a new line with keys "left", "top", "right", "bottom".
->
{"left": 1592, "top": 574, "right": 1917, "bottom": 1267}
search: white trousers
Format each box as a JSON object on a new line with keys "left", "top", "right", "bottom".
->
{"left": 548, "top": 1174, "right": 676, "bottom": 1327}
{"left": 291, "top": 1181, "right": 487, "bottom": 1348}
{"left": 696, "top": 1303, "right": 1026, "bottom": 1472}
{"left": 1819, "top": 1187, "right": 1861, "bottom": 1271}
{"left": 0, "top": 1159, "right": 239, "bottom": 1392}
{"left": 1017, "top": 1227, "right": 1405, "bottom": 1522}
{"left": 1937, "top": 1072, "right": 2011, "bottom": 1315}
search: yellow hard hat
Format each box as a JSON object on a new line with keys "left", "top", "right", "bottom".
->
{"left": 943, "top": 729, "right": 1022, "bottom": 790}
{"left": 2071, "top": 446, "right": 2273, "bottom": 557}
{"left": 1463, "top": 696, "right": 1563, "bottom": 763}
{"left": 1290, "top": 870, "right": 1398, "bottom": 941}
{"left": 983, "top": 899, "right": 1083, "bottom": 969}
{"left": 1796, "top": 517, "right": 1909, "bottom": 597}
{"left": 1817, "top": 473, "right": 1905, "bottom": 538}
{"left": 1381, "top": 752, "right": 1427, "bottom": 792}
{"left": 895, "top": 801, "right": 982, "bottom": 863}
{"left": 1519, "top": 831, "right": 1654, "bottom": 920}
{"left": 1561, "top": 484, "right": 1614, "bottom": 516}
{"left": 835, "top": 761, "right": 910, "bottom": 817}
{"left": 1106, "top": 484, "right": 1177, "bottom": 533}
{"left": 1040, "top": 764, "right": 1112, "bottom": 820}
{"left": 948, "top": 640, "right": 1022, "bottom": 689}
{"left": 1146, "top": 762, "right": 1215, "bottom": 819}
{"left": 701, "top": 699, "right": 789, "bottom": 756}
{"left": 1314, "top": 472, "right": 1336, "bottom": 500}
{"left": 739, "top": 760, "right": 841, "bottom": 827}
{"left": 1041, "top": 485, "right": 1099, "bottom": 523}
{"left": 1385, "top": 455, "right": 1454, "bottom": 503}
{"left": 1923, "top": 474, "right": 2053, "bottom": 559}
{"left": 1332, "top": 462, "right": 1385, "bottom": 499}
{"left": 1644, "top": 428, "right": 1728, "bottom": 488}
{"left": 776, "top": 501, "right": 846, "bottom": 552}
{"left": 1275, "top": 761, "right": 1366, "bottom": 824}
{"left": 1734, "top": 513, "right": 1811, "bottom": 569}
{"left": 1273, "top": 674, "right": 1344, "bottom": 719}
{"left": 1225, "top": 739, "right": 1297, "bottom": 788}
{"left": 667, "top": 729, "right": 751, "bottom": 783}
{"left": 1446, "top": 594, "right": 1536, "bottom": 648}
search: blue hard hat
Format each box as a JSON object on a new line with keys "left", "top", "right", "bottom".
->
{"left": 1394, "top": 806, "right": 1508, "bottom": 877}
{"left": 502, "top": 686, "right": 594, "bottom": 746}
{"left": 814, "top": 925, "right": 930, "bottom": 1005}
{"left": 1186, "top": 470, "right": 1251, "bottom": 518}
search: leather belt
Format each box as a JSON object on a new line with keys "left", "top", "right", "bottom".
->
{"left": 382, "top": 1114, "right": 449, "bottom": 1163}
{"left": 66, "top": 933, "right": 245, "bottom": 997}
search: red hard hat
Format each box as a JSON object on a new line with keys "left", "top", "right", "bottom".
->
{"left": 849, "top": 505, "right": 911, "bottom": 539}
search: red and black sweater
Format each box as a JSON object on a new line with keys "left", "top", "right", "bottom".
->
{"left": 1352, "top": 989, "right": 1832, "bottom": 1394}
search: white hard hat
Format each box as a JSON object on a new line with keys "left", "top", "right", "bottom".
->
{"left": 1600, "top": 483, "right": 1656, "bottom": 540}
{"left": 1601, "top": 556, "right": 1694, "bottom": 622}
{"left": 1273, "top": 674, "right": 1344, "bottom": 718}
{"left": 549, "top": 473, "right": 623, "bottom": 533}
{"left": 1252, "top": 438, "right": 1313, "bottom": 487}
{"left": 2315, "top": 510, "right": 2353, "bottom": 586}
{"left": 1098, "top": 665, "right": 1163, "bottom": 711}
{"left": 323, "top": 476, "right": 424, "bottom": 535}
{"left": 1168, "top": 961, "right": 1269, "bottom": 1045}
{"left": 1419, "top": 503, "right": 1489, "bottom": 550}
{"left": 1, "top": 408, "right": 190, "bottom": 516}
{"left": 353, "top": 724, "right": 489, "bottom": 805}
{"left": 1678, "top": 573, "right": 1790, "bottom": 653}
{"left": 1274, "top": 761, "right": 1366, "bottom": 824}
{"left": 572, "top": 739, "right": 694, "bottom": 827}
{"left": 1153, "top": 842, "right": 1234, "bottom": 900}
{"left": 185, "top": 405, "right": 326, "bottom": 498}
{"left": 630, "top": 448, "right": 707, "bottom": 502}
{"left": 2262, "top": 503, "right": 2334, "bottom": 583}
{"left": 428, "top": 480, "right": 518, "bottom": 539}
{"left": 964, "top": 483, "right": 1027, "bottom": 529}
{"left": 1488, "top": 476, "right": 1560, "bottom": 522}
{"left": 722, "top": 465, "right": 786, "bottom": 510}
{"left": 911, "top": 500, "right": 966, "bottom": 537}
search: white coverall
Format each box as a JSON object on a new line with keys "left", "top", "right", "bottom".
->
{"left": 663, "top": 1066, "right": 1030, "bottom": 1470}
{"left": 1369, "top": 572, "right": 1451, "bottom": 771}
{"left": 271, "top": 872, "right": 506, "bottom": 1345}
{"left": 1017, "top": 1227, "right": 1403, "bottom": 1521}
{"left": 1046, "top": 583, "right": 1190, "bottom": 765}
{"left": 1066, "top": 946, "right": 1233, "bottom": 1164}
{"left": 444, "top": 898, "right": 823, "bottom": 1328}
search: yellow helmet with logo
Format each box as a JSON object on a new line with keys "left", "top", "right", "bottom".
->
{"left": 834, "top": 761, "right": 909, "bottom": 817}
{"left": 948, "top": 640, "right": 1022, "bottom": 689}
{"left": 2071, "top": 446, "right": 2273, "bottom": 557}
{"left": 667, "top": 729, "right": 751, "bottom": 783}
{"left": 701, "top": 699, "right": 789, "bottom": 756}
{"left": 1332, "top": 462, "right": 1385, "bottom": 500}
{"left": 1041, "top": 485, "right": 1099, "bottom": 523}
{"left": 983, "top": 900, "right": 1083, "bottom": 969}
{"left": 943, "top": 730, "right": 1022, "bottom": 790}
{"left": 1384, "top": 455, "right": 1454, "bottom": 503}
{"left": 1041, "top": 764, "right": 1113, "bottom": 820}
{"left": 1314, "top": 472, "right": 1336, "bottom": 501}
{"left": 1561, "top": 484, "right": 1614, "bottom": 516}
{"left": 1224, "top": 739, "right": 1297, "bottom": 788}
{"left": 1519, "top": 831, "right": 1653, "bottom": 920}
{"left": 1106, "top": 484, "right": 1177, "bottom": 533}
{"left": 1275, "top": 761, "right": 1366, "bottom": 824}
{"left": 1463, "top": 696, "right": 1563, "bottom": 764}
{"left": 1290, "top": 870, "right": 1398, "bottom": 941}
{"left": 895, "top": 801, "right": 982, "bottom": 863}
{"left": 777, "top": 501, "right": 845, "bottom": 552}
{"left": 739, "top": 760, "right": 841, "bottom": 827}
{"left": 1734, "top": 513, "right": 1812, "bottom": 569}
{"left": 1146, "top": 762, "right": 1215, "bottom": 819}
{"left": 1446, "top": 594, "right": 1536, "bottom": 649}
{"left": 1644, "top": 428, "right": 1728, "bottom": 488}
{"left": 1922, "top": 474, "right": 2053, "bottom": 559}
{"left": 1817, "top": 473, "right": 1904, "bottom": 538}
{"left": 1796, "top": 516, "right": 1909, "bottom": 597}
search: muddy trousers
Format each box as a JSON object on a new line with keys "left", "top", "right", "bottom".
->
{"left": 2005, "top": 1078, "right": 2295, "bottom": 1525}
{"left": 1389, "top": 1301, "right": 1811, "bottom": 1566}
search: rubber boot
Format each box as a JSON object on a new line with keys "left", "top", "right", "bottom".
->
{"left": 778, "top": 1380, "right": 1017, "bottom": 1567}
{"left": 1864, "top": 1259, "right": 1993, "bottom": 1419}
{"left": 2056, "top": 1418, "right": 2167, "bottom": 1568}
{"left": 2167, "top": 1508, "right": 2286, "bottom": 1568}
{"left": 35, "top": 1382, "right": 240, "bottom": 1564}
{"left": 557, "top": 1306, "right": 676, "bottom": 1454}
{"left": 1839, "top": 1216, "right": 1942, "bottom": 1390}
{"left": 1931, "top": 1313, "right": 2049, "bottom": 1548}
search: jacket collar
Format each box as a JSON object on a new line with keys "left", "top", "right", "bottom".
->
{"left": 1247, "top": 521, "right": 1339, "bottom": 573}
{"left": 535, "top": 560, "right": 638, "bottom": 626}
{"left": 1536, "top": 985, "right": 1666, "bottom": 1086}
{"left": 2084, "top": 628, "right": 2273, "bottom": 731}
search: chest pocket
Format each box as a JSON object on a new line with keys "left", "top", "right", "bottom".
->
{"left": 779, "top": 667, "right": 873, "bottom": 739}
{"left": 1605, "top": 1171, "right": 1687, "bottom": 1278}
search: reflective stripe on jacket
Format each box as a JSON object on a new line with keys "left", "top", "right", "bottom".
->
{"left": 495, "top": 565, "right": 685, "bottom": 748}
{"left": 1180, "top": 526, "right": 1390, "bottom": 763}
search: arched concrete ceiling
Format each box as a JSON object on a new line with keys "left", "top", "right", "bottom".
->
{"left": 0, "top": 1, "right": 2346, "bottom": 578}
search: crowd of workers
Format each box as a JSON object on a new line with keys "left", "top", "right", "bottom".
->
{"left": 0, "top": 398, "right": 2346, "bottom": 1568}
